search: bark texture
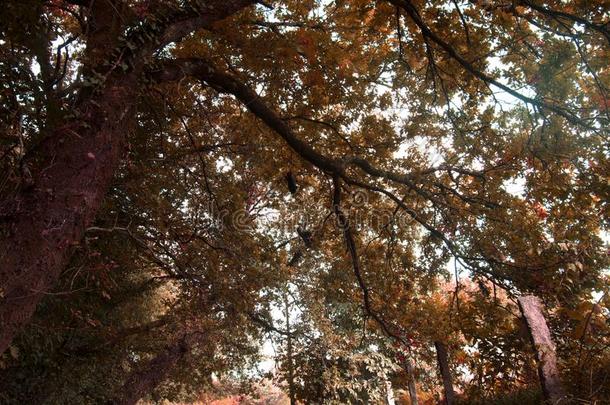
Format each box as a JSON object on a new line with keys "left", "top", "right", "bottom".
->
{"left": 518, "top": 295, "right": 565, "bottom": 404}
{"left": 434, "top": 341, "right": 455, "bottom": 405}
{"left": 0, "top": 76, "right": 138, "bottom": 355}
{"left": 405, "top": 358, "right": 419, "bottom": 405}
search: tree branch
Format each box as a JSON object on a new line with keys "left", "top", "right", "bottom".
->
{"left": 389, "top": 0, "right": 598, "bottom": 129}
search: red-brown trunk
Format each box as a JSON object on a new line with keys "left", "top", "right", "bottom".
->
{"left": 0, "top": 78, "right": 137, "bottom": 354}
{"left": 434, "top": 341, "right": 455, "bottom": 405}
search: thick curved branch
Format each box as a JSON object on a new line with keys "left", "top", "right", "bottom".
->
{"left": 152, "top": 58, "right": 520, "bottom": 285}
{"left": 154, "top": 1, "right": 256, "bottom": 53}
{"left": 152, "top": 59, "right": 342, "bottom": 173}
{"left": 152, "top": 58, "right": 489, "bottom": 189}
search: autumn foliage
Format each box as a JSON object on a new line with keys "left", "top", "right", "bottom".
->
{"left": 0, "top": 0, "right": 609, "bottom": 404}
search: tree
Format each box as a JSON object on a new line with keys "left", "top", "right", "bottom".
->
{"left": 0, "top": 0, "right": 258, "bottom": 355}
{"left": 518, "top": 295, "right": 564, "bottom": 403}
{"left": 1, "top": 0, "right": 609, "bottom": 403}
{"left": 434, "top": 340, "right": 456, "bottom": 405}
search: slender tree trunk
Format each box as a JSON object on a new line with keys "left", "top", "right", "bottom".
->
{"left": 405, "top": 358, "right": 419, "bottom": 405}
{"left": 385, "top": 379, "right": 396, "bottom": 405}
{"left": 109, "top": 336, "right": 191, "bottom": 405}
{"left": 518, "top": 295, "right": 565, "bottom": 404}
{"left": 283, "top": 293, "right": 296, "bottom": 405}
{"left": 434, "top": 341, "right": 455, "bottom": 405}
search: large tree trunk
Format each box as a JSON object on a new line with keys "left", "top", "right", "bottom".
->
{"left": 405, "top": 358, "right": 419, "bottom": 405}
{"left": 434, "top": 341, "right": 455, "bottom": 405}
{"left": 0, "top": 0, "right": 134, "bottom": 357}
{"left": 0, "top": 0, "right": 254, "bottom": 355}
{"left": 0, "top": 77, "right": 138, "bottom": 355}
{"left": 518, "top": 295, "right": 565, "bottom": 404}
{"left": 109, "top": 336, "right": 191, "bottom": 405}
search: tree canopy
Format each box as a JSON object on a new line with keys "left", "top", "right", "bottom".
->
{"left": 0, "top": 0, "right": 609, "bottom": 403}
